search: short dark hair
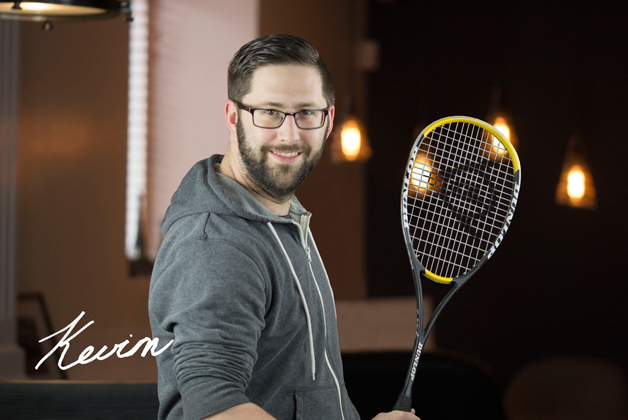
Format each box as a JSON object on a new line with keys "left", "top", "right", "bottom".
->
{"left": 228, "top": 34, "right": 335, "bottom": 108}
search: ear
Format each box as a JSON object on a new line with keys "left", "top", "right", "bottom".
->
{"left": 325, "top": 105, "right": 335, "bottom": 139}
{"left": 225, "top": 100, "right": 238, "bottom": 138}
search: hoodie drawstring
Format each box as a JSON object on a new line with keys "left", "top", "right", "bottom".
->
{"left": 307, "top": 231, "right": 336, "bottom": 319}
{"left": 267, "top": 222, "right": 316, "bottom": 381}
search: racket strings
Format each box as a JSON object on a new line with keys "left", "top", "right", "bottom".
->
{"left": 404, "top": 121, "right": 516, "bottom": 278}
{"left": 427, "top": 125, "right": 512, "bottom": 275}
{"left": 429, "top": 123, "right": 512, "bottom": 274}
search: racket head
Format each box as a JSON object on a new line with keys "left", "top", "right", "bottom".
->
{"left": 401, "top": 116, "right": 521, "bottom": 285}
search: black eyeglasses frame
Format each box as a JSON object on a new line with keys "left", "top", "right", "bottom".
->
{"left": 235, "top": 101, "right": 329, "bottom": 130}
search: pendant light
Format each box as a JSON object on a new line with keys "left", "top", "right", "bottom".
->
{"left": 0, "top": 1, "right": 131, "bottom": 22}
{"left": 330, "top": 0, "right": 372, "bottom": 163}
{"left": 556, "top": 23, "right": 596, "bottom": 210}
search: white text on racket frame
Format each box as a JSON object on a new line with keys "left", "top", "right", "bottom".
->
{"left": 401, "top": 145, "right": 420, "bottom": 231}
{"left": 487, "top": 181, "right": 520, "bottom": 259}
{"left": 410, "top": 342, "right": 424, "bottom": 381}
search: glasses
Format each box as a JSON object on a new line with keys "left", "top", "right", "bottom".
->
{"left": 236, "top": 101, "right": 329, "bottom": 130}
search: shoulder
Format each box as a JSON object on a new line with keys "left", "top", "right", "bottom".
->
{"left": 163, "top": 211, "right": 270, "bottom": 255}
{"left": 151, "top": 212, "right": 278, "bottom": 293}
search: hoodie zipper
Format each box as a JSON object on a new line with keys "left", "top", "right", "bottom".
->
{"left": 291, "top": 220, "right": 346, "bottom": 420}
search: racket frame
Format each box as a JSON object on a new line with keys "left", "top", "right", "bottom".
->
{"left": 393, "top": 116, "right": 521, "bottom": 412}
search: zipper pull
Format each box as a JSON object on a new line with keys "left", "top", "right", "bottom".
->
{"left": 306, "top": 246, "right": 312, "bottom": 263}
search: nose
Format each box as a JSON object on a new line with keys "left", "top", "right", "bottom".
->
{"left": 277, "top": 114, "right": 300, "bottom": 142}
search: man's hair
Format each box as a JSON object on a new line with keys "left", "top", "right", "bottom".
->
{"left": 228, "top": 34, "right": 335, "bottom": 108}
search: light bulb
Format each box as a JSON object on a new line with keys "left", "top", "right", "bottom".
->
{"left": 341, "top": 120, "right": 361, "bottom": 161}
{"left": 567, "top": 165, "right": 586, "bottom": 199}
{"left": 410, "top": 155, "right": 433, "bottom": 195}
{"left": 493, "top": 117, "right": 511, "bottom": 141}
{"left": 491, "top": 117, "right": 510, "bottom": 156}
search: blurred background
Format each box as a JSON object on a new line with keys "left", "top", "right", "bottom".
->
{"left": 1, "top": 0, "right": 627, "bottom": 419}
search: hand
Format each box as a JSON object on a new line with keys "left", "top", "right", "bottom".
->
{"left": 372, "top": 408, "right": 420, "bottom": 420}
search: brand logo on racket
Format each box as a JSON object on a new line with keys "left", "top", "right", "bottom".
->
{"left": 402, "top": 178, "right": 410, "bottom": 229}
{"left": 487, "top": 181, "right": 520, "bottom": 259}
{"left": 440, "top": 163, "right": 497, "bottom": 236}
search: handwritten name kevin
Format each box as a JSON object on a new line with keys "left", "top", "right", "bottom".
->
{"left": 36, "top": 311, "right": 173, "bottom": 371}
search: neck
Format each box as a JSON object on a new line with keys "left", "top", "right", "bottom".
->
{"left": 217, "top": 145, "right": 293, "bottom": 216}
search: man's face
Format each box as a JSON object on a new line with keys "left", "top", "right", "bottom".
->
{"left": 235, "top": 65, "right": 333, "bottom": 201}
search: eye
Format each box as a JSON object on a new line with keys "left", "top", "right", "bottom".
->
{"left": 263, "top": 109, "right": 280, "bottom": 116}
{"left": 298, "top": 110, "right": 315, "bottom": 116}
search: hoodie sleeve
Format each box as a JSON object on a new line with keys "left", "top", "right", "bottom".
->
{"left": 150, "top": 237, "right": 269, "bottom": 420}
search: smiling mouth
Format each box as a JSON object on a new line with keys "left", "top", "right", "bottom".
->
{"left": 270, "top": 150, "right": 301, "bottom": 158}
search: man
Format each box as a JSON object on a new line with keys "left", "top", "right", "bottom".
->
{"left": 149, "top": 34, "right": 420, "bottom": 420}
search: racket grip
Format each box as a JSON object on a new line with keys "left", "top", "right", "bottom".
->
{"left": 393, "top": 394, "right": 412, "bottom": 412}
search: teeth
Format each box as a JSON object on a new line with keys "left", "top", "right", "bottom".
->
{"left": 273, "top": 151, "right": 299, "bottom": 157}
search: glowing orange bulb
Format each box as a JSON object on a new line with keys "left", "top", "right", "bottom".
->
{"left": 410, "top": 155, "right": 433, "bottom": 195}
{"left": 340, "top": 120, "right": 361, "bottom": 161}
{"left": 567, "top": 165, "right": 586, "bottom": 199}
{"left": 493, "top": 117, "right": 511, "bottom": 141}
{"left": 491, "top": 117, "right": 511, "bottom": 156}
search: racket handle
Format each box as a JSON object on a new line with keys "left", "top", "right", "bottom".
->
{"left": 393, "top": 394, "right": 412, "bottom": 412}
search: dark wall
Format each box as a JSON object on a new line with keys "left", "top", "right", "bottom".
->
{"left": 364, "top": 0, "right": 628, "bottom": 387}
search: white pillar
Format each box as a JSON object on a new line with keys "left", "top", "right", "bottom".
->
{"left": 0, "top": 19, "right": 25, "bottom": 380}
{"left": 147, "top": 0, "right": 259, "bottom": 259}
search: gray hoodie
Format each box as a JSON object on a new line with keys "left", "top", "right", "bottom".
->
{"left": 149, "top": 155, "right": 361, "bottom": 420}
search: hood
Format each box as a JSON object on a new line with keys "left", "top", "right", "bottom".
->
{"left": 161, "top": 154, "right": 310, "bottom": 236}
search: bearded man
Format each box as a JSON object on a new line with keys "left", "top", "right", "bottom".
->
{"left": 149, "top": 34, "right": 420, "bottom": 420}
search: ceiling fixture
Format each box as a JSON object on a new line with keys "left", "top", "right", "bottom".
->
{"left": 556, "top": 24, "right": 596, "bottom": 210}
{"left": 330, "top": 11, "right": 373, "bottom": 163}
{"left": 0, "top": 1, "right": 131, "bottom": 24}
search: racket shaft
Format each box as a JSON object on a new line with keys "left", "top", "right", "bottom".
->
{"left": 393, "top": 267, "right": 426, "bottom": 411}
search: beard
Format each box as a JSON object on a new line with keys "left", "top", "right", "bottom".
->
{"left": 237, "top": 118, "right": 326, "bottom": 201}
